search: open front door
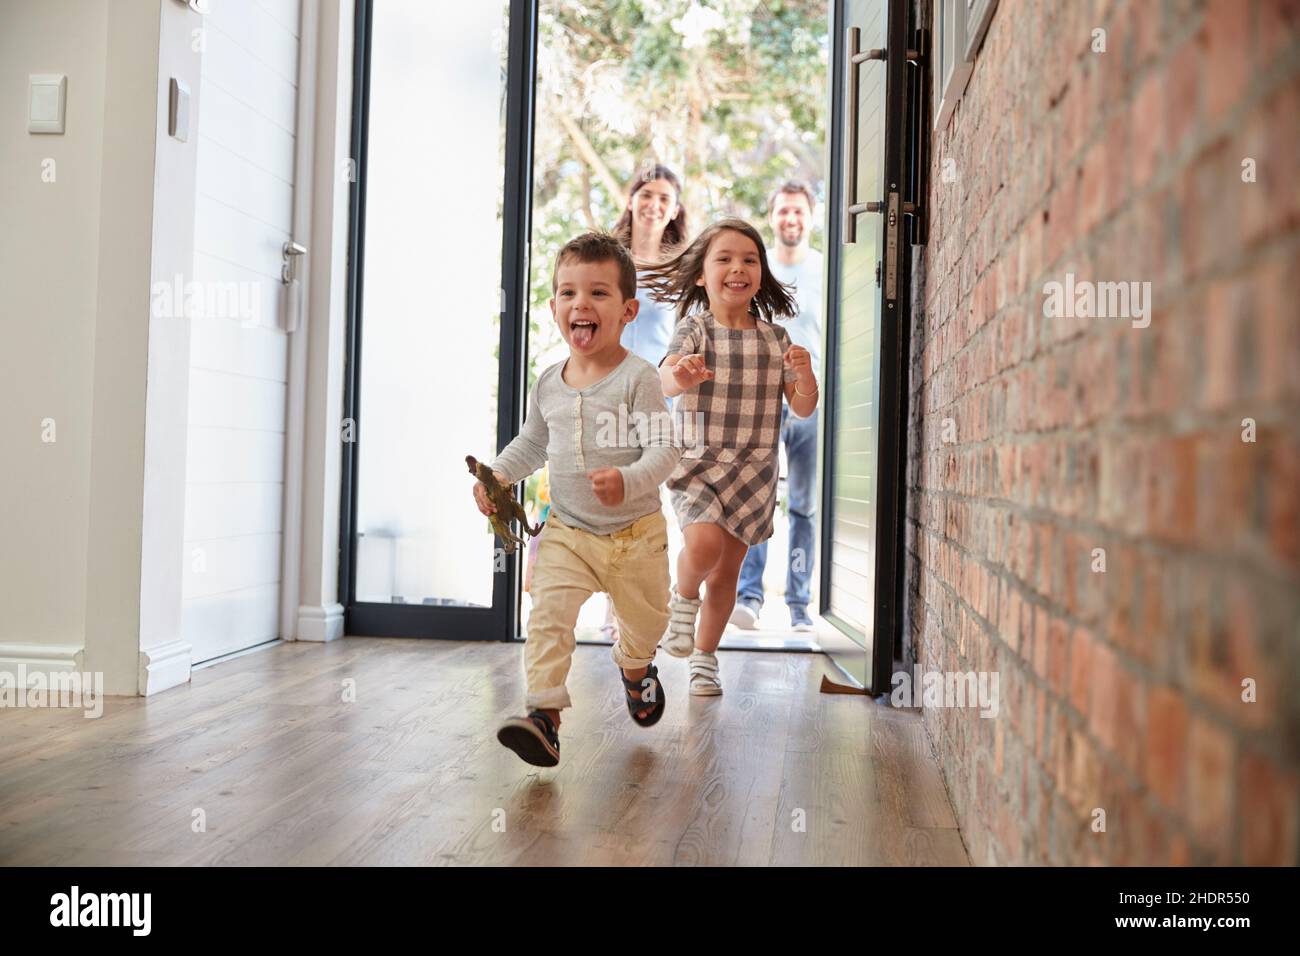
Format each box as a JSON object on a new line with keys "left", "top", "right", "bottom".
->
{"left": 821, "top": 0, "right": 919, "bottom": 692}
{"left": 340, "top": 0, "right": 537, "bottom": 640}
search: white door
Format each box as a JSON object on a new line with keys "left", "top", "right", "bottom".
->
{"left": 183, "top": 0, "right": 302, "bottom": 663}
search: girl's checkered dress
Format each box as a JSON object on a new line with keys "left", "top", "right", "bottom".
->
{"left": 664, "top": 310, "right": 798, "bottom": 546}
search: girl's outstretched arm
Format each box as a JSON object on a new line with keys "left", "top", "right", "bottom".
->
{"left": 660, "top": 354, "right": 685, "bottom": 397}
{"left": 785, "top": 377, "right": 819, "bottom": 418}
{"left": 660, "top": 353, "right": 713, "bottom": 398}
{"left": 783, "top": 344, "right": 819, "bottom": 418}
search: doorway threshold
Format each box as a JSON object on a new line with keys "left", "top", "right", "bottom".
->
{"left": 572, "top": 626, "right": 821, "bottom": 654}
{"left": 192, "top": 638, "right": 285, "bottom": 670}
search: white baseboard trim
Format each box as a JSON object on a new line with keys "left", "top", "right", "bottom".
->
{"left": 0, "top": 642, "right": 85, "bottom": 677}
{"left": 297, "top": 604, "right": 344, "bottom": 642}
{"left": 138, "top": 640, "right": 193, "bottom": 696}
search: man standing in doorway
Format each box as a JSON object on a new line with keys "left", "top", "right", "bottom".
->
{"left": 731, "top": 180, "right": 823, "bottom": 633}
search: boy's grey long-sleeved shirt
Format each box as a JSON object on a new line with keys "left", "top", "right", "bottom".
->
{"left": 490, "top": 352, "right": 681, "bottom": 536}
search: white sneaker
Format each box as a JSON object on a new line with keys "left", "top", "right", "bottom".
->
{"left": 729, "top": 598, "right": 760, "bottom": 630}
{"left": 688, "top": 651, "right": 722, "bottom": 696}
{"left": 661, "top": 587, "right": 702, "bottom": 658}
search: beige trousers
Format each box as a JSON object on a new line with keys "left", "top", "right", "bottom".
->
{"left": 524, "top": 510, "right": 671, "bottom": 711}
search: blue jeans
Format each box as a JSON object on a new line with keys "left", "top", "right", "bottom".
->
{"left": 737, "top": 406, "right": 818, "bottom": 610}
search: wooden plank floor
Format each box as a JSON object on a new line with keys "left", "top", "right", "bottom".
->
{"left": 0, "top": 638, "right": 968, "bottom": 866}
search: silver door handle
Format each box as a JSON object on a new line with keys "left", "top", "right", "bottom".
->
{"left": 844, "top": 27, "right": 886, "bottom": 245}
{"left": 282, "top": 241, "right": 307, "bottom": 334}
{"left": 281, "top": 241, "right": 307, "bottom": 283}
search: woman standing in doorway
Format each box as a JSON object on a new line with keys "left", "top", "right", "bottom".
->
{"left": 599, "top": 164, "right": 689, "bottom": 644}
{"left": 612, "top": 163, "right": 689, "bottom": 366}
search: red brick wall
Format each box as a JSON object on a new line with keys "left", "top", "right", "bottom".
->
{"left": 906, "top": 0, "right": 1300, "bottom": 865}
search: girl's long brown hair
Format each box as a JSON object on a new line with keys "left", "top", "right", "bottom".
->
{"left": 641, "top": 218, "right": 797, "bottom": 323}
{"left": 611, "top": 163, "right": 688, "bottom": 262}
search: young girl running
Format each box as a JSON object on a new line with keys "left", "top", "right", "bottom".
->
{"left": 645, "top": 218, "right": 820, "bottom": 695}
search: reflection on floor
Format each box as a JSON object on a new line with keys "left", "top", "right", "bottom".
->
{"left": 0, "top": 637, "right": 967, "bottom": 866}
{"left": 573, "top": 591, "right": 832, "bottom": 653}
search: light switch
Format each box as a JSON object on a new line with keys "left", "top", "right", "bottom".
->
{"left": 28, "top": 74, "right": 66, "bottom": 134}
{"left": 169, "top": 78, "right": 190, "bottom": 142}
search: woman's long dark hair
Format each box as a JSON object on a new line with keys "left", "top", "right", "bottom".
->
{"left": 641, "top": 218, "right": 797, "bottom": 323}
{"left": 612, "top": 163, "right": 688, "bottom": 262}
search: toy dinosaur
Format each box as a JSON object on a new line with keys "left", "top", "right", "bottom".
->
{"left": 467, "top": 455, "right": 541, "bottom": 554}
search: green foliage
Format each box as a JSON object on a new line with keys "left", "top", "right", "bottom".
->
{"left": 527, "top": 0, "right": 829, "bottom": 380}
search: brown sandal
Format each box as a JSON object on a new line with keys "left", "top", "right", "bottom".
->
{"left": 620, "top": 663, "right": 666, "bottom": 727}
{"left": 497, "top": 710, "right": 560, "bottom": 766}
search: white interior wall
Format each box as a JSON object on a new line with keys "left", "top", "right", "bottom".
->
{"left": 1, "top": 0, "right": 354, "bottom": 693}
{"left": 0, "top": 0, "right": 111, "bottom": 672}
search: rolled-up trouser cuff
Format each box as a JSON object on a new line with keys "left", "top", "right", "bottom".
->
{"left": 610, "top": 641, "right": 655, "bottom": 670}
{"left": 525, "top": 684, "right": 572, "bottom": 712}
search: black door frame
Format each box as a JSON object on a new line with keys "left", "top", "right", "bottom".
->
{"left": 340, "top": 0, "right": 914, "bottom": 663}
{"left": 339, "top": 0, "right": 539, "bottom": 640}
{"left": 819, "top": 0, "right": 916, "bottom": 694}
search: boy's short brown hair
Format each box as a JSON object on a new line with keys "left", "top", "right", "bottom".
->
{"left": 551, "top": 231, "right": 639, "bottom": 301}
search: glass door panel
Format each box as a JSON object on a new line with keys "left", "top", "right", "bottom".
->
{"left": 343, "top": 0, "right": 536, "bottom": 639}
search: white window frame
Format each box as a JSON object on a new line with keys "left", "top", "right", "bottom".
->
{"left": 933, "top": 0, "right": 998, "bottom": 130}
{"left": 965, "top": 0, "right": 999, "bottom": 60}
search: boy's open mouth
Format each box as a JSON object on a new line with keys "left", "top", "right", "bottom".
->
{"left": 570, "top": 318, "right": 597, "bottom": 347}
